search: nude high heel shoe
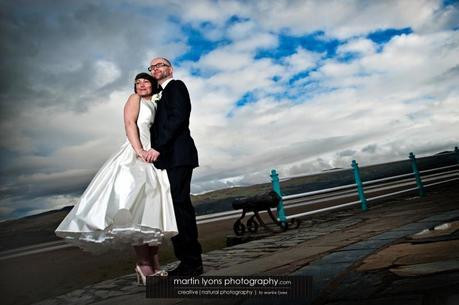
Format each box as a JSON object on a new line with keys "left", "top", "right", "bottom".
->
{"left": 135, "top": 264, "right": 147, "bottom": 286}
{"left": 151, "top": 269, "right": 168, "bottom": 277}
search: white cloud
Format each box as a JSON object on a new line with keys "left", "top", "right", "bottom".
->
{"left": 178, "top": 0, "right": 244, "bottom": 25}
{"left": 93, "top": 60, "right": 122, "bottom": 88}
{"left": 199, "top": 47, "right": 254, "bottom": 71}
{"left": 337, "top": 38, "right": 377, "bottom": 56}
{"left": 284, "top": 48, "right": 321, "bottom": 73}
{"left": 217, "top": 0, "right": 444, "bottom": 39}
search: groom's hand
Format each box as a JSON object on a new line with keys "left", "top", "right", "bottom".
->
{"left": 144, "top": 149, "right": 160, "bottom": 163}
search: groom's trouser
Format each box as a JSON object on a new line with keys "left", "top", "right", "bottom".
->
{"left": 167, "top": 166, "right": 203, "bottom": 267}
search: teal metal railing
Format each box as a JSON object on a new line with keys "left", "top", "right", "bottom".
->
{"left": 270, "top": 147, "right": 458, "bottom": 219}
{"left": 352, "top": 160, "right": 368, "bottom": 211}
{"left": 270, "top": 169, "right": 287, "bottom": 224}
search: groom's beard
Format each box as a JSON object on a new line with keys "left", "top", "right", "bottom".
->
{"left": 152, "top": 70, "right": 171, "bottom": 82}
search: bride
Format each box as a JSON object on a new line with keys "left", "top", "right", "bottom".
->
{"left": 55, "top": 73, "right": 178, "bottom": 285}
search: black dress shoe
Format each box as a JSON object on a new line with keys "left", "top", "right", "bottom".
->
{"left": 168, "top": 263, "right": 203, "bottom": 276}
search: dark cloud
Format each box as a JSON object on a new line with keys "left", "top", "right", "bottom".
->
{"left": 362, "top": 144, "right": 378, "bottom": 153}
{"left": 1, "top": 169, "right": 94, "bottom": 200}
{"left": 0, "top": 0, "right": 179, "bottom": 117}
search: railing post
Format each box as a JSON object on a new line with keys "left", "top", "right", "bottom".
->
{"left": 270, "top": 169, "right": 287, "bottom": 223}
{"left": 409, "top": 152, "right": 425, "bottom": 197}
{"left": 351, "top": 160, "right": 368, "bottom": 211}
{"left": 455, "top": 146, "right": 459, "bottom": 163}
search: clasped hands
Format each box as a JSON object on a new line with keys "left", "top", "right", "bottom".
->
{"left": 137, "top": 149, "right": 160, "bottom": 163}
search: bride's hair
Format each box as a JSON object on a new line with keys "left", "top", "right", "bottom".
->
{"left": 134, "top": 72, "right": 161, "bottom": 94}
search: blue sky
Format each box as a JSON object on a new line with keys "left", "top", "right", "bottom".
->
{"left": 0, "top": 0, "right": 458, "bottom": 221}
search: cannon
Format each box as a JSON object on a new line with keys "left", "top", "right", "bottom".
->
{"left": 231, "top": 191, "right": 299, "bottom": 236}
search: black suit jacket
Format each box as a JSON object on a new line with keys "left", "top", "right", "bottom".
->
{"left": 151, "top": 79, "right": 199, "bottom": 170}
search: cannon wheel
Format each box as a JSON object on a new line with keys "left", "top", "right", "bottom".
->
{"left": 290, "top": 218, "right": 301, "bottom": 229}
{"left": 247, "top": 216, "right": 259, "bottom": 233}
{"left": 233, "top": 219, "right": 246, "bottom": 236}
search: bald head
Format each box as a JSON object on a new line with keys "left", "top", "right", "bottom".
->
{"left": 149, "top": 57, "right": 173, "bottom": 84}
{"left": 152, "top": 57, "right": 172, "bottom": 66}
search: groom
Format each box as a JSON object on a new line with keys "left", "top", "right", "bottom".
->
{"left": 144, "top": 57, "right": 203, "bottom": 276}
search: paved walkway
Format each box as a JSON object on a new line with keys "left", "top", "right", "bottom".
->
{"left": 34, "top": 184, "right": 459, "bottom": 305}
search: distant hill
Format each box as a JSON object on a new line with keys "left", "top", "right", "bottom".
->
{"left": 0, "top": 150, "right": 456, "bottom": 251}
{"left": 194, "top": 150, "right": 457, "bottom": 215}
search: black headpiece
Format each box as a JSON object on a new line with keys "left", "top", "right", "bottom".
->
{"left": 134, "top": 73, "right": 159, "bottom": 94}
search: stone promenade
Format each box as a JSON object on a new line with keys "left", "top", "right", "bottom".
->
{"left": 34, "top": 182, "right": 459, "bottom": 305}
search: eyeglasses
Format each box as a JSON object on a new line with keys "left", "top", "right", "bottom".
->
{"left": 148, "top": 63, "right": 170, "bottom": 71}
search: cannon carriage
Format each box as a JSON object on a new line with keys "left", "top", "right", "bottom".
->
{"left": 231, "top": 191, "right": 300, "bottom": 235}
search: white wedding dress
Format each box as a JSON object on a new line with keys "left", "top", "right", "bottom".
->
{"left": 55, "top": 97, "right": 178, "bottom": 253}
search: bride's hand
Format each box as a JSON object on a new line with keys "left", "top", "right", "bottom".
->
{"left": 136, "top": 149, "right": 148, "bottom": 162}
{"left": 144, "top": 149, "right": 160, "bottom": 163}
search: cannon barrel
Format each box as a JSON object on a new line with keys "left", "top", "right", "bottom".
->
{"left": 232, "top": 191, "right": 281, "bottom": 211}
